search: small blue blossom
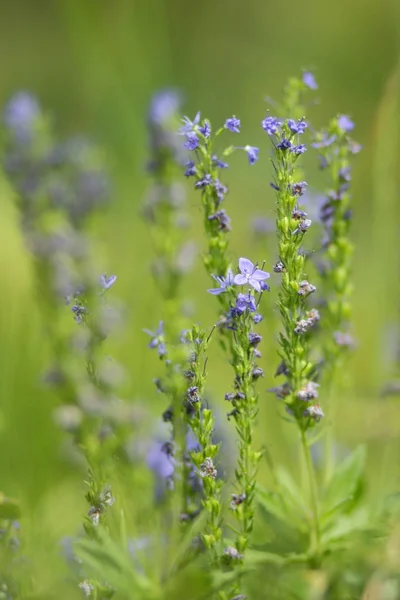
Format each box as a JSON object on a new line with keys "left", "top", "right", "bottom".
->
{"left": 208, "top": 209, "right": 231, "bottom": 231}
{"left": 262, "top": 116, "right": 281, "bottom": 135}
{"left": 291, "top": 144, "right": 307, "bottom": 155}
{"left": 288, "top": 119, "right": 308, "bottom": 134}
{"left": 99, "top": 274, "right": 117, "bottom": 290}
{"left": 253, "top": 313, "right": 263, "bottom": 324}
{"left": 212, "top": 155, "right": 229, "bottom": 169}
{"left": 243, "top": 145, "right": 259, "bottom": 165}
{"left": 312, "top": 133, "right": 337, "bottom": 149}
{"left": 195, "top": 174, "right": 213, "bottom": 189}
{"left": 4, "top": 92, "right": 40, "bottom": 144}
{"left": 349, "top": 140, "right": 362, "bottom": 154}
{"left": 337, "top": 115, "right": 354, "bottom": 133}
{"left": 213, "top": 179, "right": 228, "bottom": 202}
{"left": 184, "top": 160, "right": 197, "bottom": 177}
{"left": 179, "top": 112, "right": 201, "bottom": 135}
{"left": 199, "top": 121, "right": 211, "bottom": 138}
{"left": 278, "top": 139, "right": 293, "bottom": 151}
{"left": 148, "top": 89, "right": 181, "bottom": 126}
{"left": 143, "top": 321, "right": 166, "bottom": 357}
{"left": 235, "top": 293, "right": 257, "bottom": 314}
{"left": 234, "top": 257, "right": 270, "bottom": 292}
{"left": 291, "top": 181, "right": 308, "bottom": 196}
{"left": 183, "top": 132, "right": 200, "bottom": 151}
{"left": 302, "top": 72, "right": 318, "bottom": 90}
{"left": 225, "top": 116, "right": 241, "bottom": 133}
{"left": 207, "top": 269, "right": 234, "bottom": 295}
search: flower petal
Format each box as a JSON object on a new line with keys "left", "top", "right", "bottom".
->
{"left": 234, "top": 274, "right": 248, "bottom": 286}
{"left": 252, "top": 269, "right": 270, "bottom": 281}
{"left": 249, "top": 280, "right": 261, "bottom": 292}
{"left": 207, "top": 287, "right": 223, "bottom": 295}
{"left": 238, "top": 257, "right": 254, "bottom": 274}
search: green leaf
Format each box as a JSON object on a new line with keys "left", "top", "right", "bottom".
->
{"left": 322, "top": 445, "right": 366, "bottom": 519}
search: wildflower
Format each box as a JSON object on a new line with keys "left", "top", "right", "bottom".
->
{"left": 195, "top": 174, "right": 212, "bottom": 189}
{"left": 252, "top": 366, "right": 264, "bottom": 379}
{"left": 200, "top": 457, "right": 217, "bottom": 478}
{"left": 334, "top": 331, "right": 356, "bottom": 348}
{"left": 71, "top": 304, "right": 87, "bottom": 324}
{"left": 162, "top": 406, "right": 173, "bottom": 422}
{"left": 234, "top": 257, "right": 270, "bottom": 292}
{"left": 225, "top": 116, "right": 241, "bottom": 133}
{"left": 199, "top": 121, "right": 211, "bottom": 138}
{"left": 298, "top": 280, "right": 316, "bottom": 296}
{"left": 302, "top": 71, "right": 318, "bottom": 90}
{"left": 304, "top": 404, "right": 325, "bottom": 421}
{"left": 339, "top": 166, "right": 352, "bottom": 182}
{"left": 230, "top": 493, "right": 246, "bottom": 509}
{"left": 294, "top": 319, "right": 311, "bottom": 335}
{"left": 253, "top": 313, "right": 263, "bottom": 324}
{"left": 273, "top": 261, "right": 286, "bottom": 273}
{"left": 297, "top": 381, "right": 319, "bottom": 401}
{"left": 143, "top": 321, "right": 166, "bottom": 357}
{"left": 212, "top": 154, "right": 229, "bottom": 169}
{"left": 183, "top": 132, "right": 199, "bottom": 151}
{"left": 207, "top": 268, "right": 234, "bottom": 295}
{"left": 277, "top": 138, "right": 293, "bottom": 151}
{"left": 312, "top": 133, "right": 337, "bottom": 149}
{"left": 288, "top": 119, "right": 307, "bottom": 134}
{"left": 293, "top": 218, "right": 312, "bottom": 234}
{"left": 291, "top": 181, "right": 308, "bottom": 196}
{"left": 243, "top": 145, "right": 259, "bottom": 165}
{"left": 223, "top": 546, "right": 244, "bottom": 561}
{"left": 262, "top": 115, "right": 281, "bottom": 135}
{"left": 213, "top": 179, "right": 228, "bottom": 202}
{"left": 148, "top": 89, "right": 181, "bottom": 126}
{"left": 184, "top": 160, "right": 197, "bottom": 177}
{"left": 179, "top": 112, "right": 201, "bottom": 135}
{"left": 187, "top": 386, "right": 200, "bottom": 403}
{"left": 292, "top": 143, "right": 307, "bottom": 155}
{"left": 275, "top": 361, "right": 289, "bottom": 376}
{"left": 4, "top": 91, "right": 40, "bottom": 143}
{"left": 208, "top": 209, "right": 231, "bottom": 231}
{"left": 349, "top": 140, "right": 362, "bottom": 154}
{"left": 235, "top": 293, "right": 257, "bottom": 314}
{"left": 248, "top": 332, "right": 262, "bottom": 346}
{"left": 79, "top": 580, "right": 95, "bottom": 597}
{"left": 338, "top": 114, "right": 354, "bottom": 133}
{"left": 292, "top": 207, "right": 308, "bottom": 220}
{"left": 99, "top": 274, "right": 117, "bottom": 290}
{"left": 268, "top": 383, "right": 291, "bottom": 399}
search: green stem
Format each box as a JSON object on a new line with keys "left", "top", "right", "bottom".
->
{"left": 300, "top": 428, "right": 320, "bottom": 557}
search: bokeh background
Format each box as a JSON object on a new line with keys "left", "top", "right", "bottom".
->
{"left": 0, "top": 0, "right": 399, "bottom": 595}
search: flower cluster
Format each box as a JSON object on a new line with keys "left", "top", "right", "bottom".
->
{"left": 263, "top": 111, "right": 323, "bottom": 427}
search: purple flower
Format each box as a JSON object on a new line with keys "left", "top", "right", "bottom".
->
{"left": 99, "top": 274, "right": 117, "bottom": 290}
{"left": 199, "top": 121, "right": 211, "bottom": 138}
{"left": 213, "top": 179, "right": 228, "bottom": 202}
{"left": 4, "top": 92, "right": 40, "bottom": 144}
{"left": 235, "top": 293, "right": 257, "bottom": 314}
{"left": 277, "top": 139, "right": 293, "bottom": 151}
{"left": 225, "top": 116, "right": 241, "bottom": 133}
{"left": 243, "top": 145, "right": 259, "bottom": 165}
{"left": 291, "top": 144, "right": 307, "bottom": 155}
{"left": 312, "top": 133, "right": 336, "bottom": 149}
{"left": 207, "top": 269, "right": 234, "bottom": 295}
{"left": 302, "top": 72, "right": 318, "bottom": 90}
{"left": 349, "top": 140, "right": 362, "bottom": 154}
{"left": 234, "top": 257, "right": 270, "bottom": 292}
{"left": 253, "top": 313, "right": 263, "bottom": 324}
{"left": 183, "top": 132, "right": 199, "bottom": 151}
{"left": 195, "top": 174, "right": 212, "bottom": 189}
{"left": 338, "top": 115, "right": 354, "bottom": 133}
{"left": 212, "top": 155, "right": 229, "bottom": 169}
{"left": 208, "top": 209, "right": 231, "bottom": 231}
{"left": 143, "top": 321, "right": 166, "bottom": 357}
{"left": 288, "top": 119, "right": 308, "bottom": 134}
{"left": 179, "top": 112, "right": 201, "bottom": 135}
{"left": 291, "top": 181, "right": 308, "bottom": 196}
{"left": 262, "top": 116, "right": 281, "bottom": 135}
{"left": 184, "top": 160, "right": 197, "bottom": 177}
{"left": 148, "top": 89, "right": 181, "bottom": 126}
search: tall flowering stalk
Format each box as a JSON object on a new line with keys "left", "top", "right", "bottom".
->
{"left": 312, "top": 115, "right": 361, "bottom": 477}
{"left": 263, "top": 111, "right": 323, "bottom": 555}
{"left": 180, "top": 113, "right": 268, "bottom": 588}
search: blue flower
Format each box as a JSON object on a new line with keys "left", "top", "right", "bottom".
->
{"left": 199, "top": 121, "right": 211, "bottom": 138}
{"left": 184, "top": 160, "right": 197, "bottom": 177}
{"left": 312, "top": 133, "right": 336, "bottom": 149}
{"left": 183, "top": 132, "right": 199, "bottom": 151}
{"left": 234, "top": 257, "right": 270, "bottom": 292}
{"left": 213, "top": 179, "right": 228, "bottom": 202}
{"left": 262, "top": 116, "right": 281, "bottom": 135}
{"left": 337, "top": 115, "right": 354, "bottom": 133}
{"left": 4, "top": 92, "right": 40, "bottom": 144}
{"left": 302, "top": 72, "right": 318, "bottom": 90}
{"left": 288, "top": 119, "right": 308, "bottom": 134}
{"left": 235, "top": 293, "right": 257, "bottom": 314}
{"left": 244, "top": 145, "right": 259, "bottom": 165}
{"left": 148, "top": 89, "right": 181, "bottom": 126}
{"left": 143, "top": 321, "right": 166, "bottom": 357}
{"left": 278, "top": 139, "right": 293, "bottom": 151}
{"left": 253, "top": 313, "right": 263, "bottom": 324}
{"left": 179, "top": 112, "right": 201, "bottom": 135}
{"left": 99, "top": 274, "right": 117, "bottom": 290}
{"left": 225, "top": 116, "right": 241, "bottom": 133}
{"left": 212, "top": 155, "right": 229, "bottom": 169}
{"left": 291, "top": 144, "right": 307, "bottom": 155}
{"left": 208, "top": 209, "right": 231, "bottom": 231}
{"left": 195, "top": 174, "right": 212, "bottom": 189}
{"left": 207, "top": 269, "right": 234, "bottom": 295}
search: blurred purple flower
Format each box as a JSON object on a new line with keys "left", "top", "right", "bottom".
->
{"left": 143, "top": 321, "right": 166, "bottom": 357}
{"left": 208, "top": 268, "right": 234, "bottom": 295}
{"left": 338, "top": 115, "right": 354, "bottom": 133}
{"left": 225, "top": 116, "right": 241, "bottom": 133}
{"left": 303, "top": 72, "right": 318, "bottom": 90}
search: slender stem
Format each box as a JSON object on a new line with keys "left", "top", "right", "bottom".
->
{"left": 300, "top": 428, "right": 320, "bottom": 556}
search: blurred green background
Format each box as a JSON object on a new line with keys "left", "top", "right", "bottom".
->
{"left": 0, "top": 0, "right": 399, "bottom": 595}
